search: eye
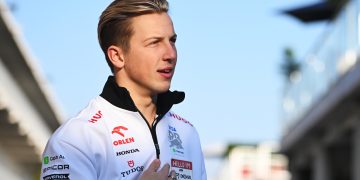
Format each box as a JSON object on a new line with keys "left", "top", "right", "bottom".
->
{"left": 170, "top": 36, "right": 177, "bottom": 44}
{"left": 149, "top": 40, "right": 160, "bottom": 46}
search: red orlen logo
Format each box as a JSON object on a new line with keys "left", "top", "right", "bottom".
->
{"left": 112, "top": 126, "right": 128, "bottom": 137}
{"left": 112, "top": 126, "right": 135, "bottom": 146}
{"left": 128, "top": 160, "right": 135, "bottom": 168}
{"left": 88, "top": 110, "right": 102, "bottom": 123}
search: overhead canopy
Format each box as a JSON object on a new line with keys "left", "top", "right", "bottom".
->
{"left": 282, "top": 1, "right": 343, "bottom": 23}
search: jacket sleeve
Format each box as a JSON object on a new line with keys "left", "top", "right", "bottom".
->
{"left": 198, "top": 136, "right": 207, "bottom": 180}
{"left": 201, "top": 156, "right": 207, "bottom": 180}
{"left": 40, "top": 136, "right": 97, "bottom": 180}
{"left": 192, "top": 128, "right": 207, "bottom": 180}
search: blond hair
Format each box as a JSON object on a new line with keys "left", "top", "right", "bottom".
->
{"left": 98, "top": 0, "right": 169, "bottom": 73}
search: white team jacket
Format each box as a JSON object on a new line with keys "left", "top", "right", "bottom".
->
{"left": 40, "top": 76, "right": 207, "bottom": 180}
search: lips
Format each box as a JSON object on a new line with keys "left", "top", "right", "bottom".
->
{"left": 157, "top": 67, "right": 174, "bottom": 79}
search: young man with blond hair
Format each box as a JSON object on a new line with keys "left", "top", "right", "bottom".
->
{"left": 40, "top": 0, "right": 206, "bottom": 179}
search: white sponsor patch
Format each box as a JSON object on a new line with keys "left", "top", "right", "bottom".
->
{"left": 171, "top": 159, "right": 193, "bottom": 180}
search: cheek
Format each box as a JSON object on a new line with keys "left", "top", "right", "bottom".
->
{"left": 129, "top": 58, "right": 153, "bottom": 77}
{"left": 125, "top": 49, "right": 158, "bottom": 75}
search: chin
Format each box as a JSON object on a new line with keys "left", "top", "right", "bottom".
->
{"left": 157, "top": 88, "right": 170, "bottom": 94}
{"left": 155, "top": 84, "right": 171, "bottom": 94}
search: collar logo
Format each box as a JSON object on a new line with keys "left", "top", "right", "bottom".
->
{"left": 112, "top": 126, "right": 128, "bottom": 137}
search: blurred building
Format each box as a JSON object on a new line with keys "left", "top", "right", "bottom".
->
{"left": 281, "top": 0, "right": 360, "bottom": 179}
{"left": 205, "top": 142, "right": 290, "bottom": 180}
{"left": 0, "top": 0, "right": 63, "bottom": 179}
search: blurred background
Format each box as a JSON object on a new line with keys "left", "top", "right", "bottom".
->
{"left": 1, "top": 0, "right": 359, "bottom": 179}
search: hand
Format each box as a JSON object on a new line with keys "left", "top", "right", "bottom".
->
{"left": 140, "top": 159, "right": 177, "bottom": 180}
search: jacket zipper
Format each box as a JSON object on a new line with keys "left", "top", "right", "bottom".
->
{"left": 138, "top": 112, "right": 164, "bottom": 159}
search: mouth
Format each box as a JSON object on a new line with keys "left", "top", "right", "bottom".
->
{"left": 157, "top": 67, "right": 174, "bottom": 79}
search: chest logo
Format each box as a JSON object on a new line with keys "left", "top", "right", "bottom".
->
{"left": 171, "top": 159, "right": 193, "bottom": 180}
{"left": 121, "top": 161, "right": 144, "bottom": 178}
{"left": 169, "top": 131, "right": 184, "bottom": 149}
{"left": 128, "top": 160, "right": 135, "bottom": 168}
{"left": 169, "top": 126, "right": 185, "bottom": 155}
{"left": 112, "top": 126, "right": 128, "bottom": 137}
{"left": 112, "top": 126, "right": 135, "bottom": 146}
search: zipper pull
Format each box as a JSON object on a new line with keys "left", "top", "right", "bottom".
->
{"left": 152, "top": 116, "right": 158, "bottom": 127}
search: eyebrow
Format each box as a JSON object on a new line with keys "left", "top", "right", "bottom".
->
{"left": 143, "top": 33, "right": 177, "bottom": 43}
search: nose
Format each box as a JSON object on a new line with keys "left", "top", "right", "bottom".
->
{"left": 163, "top": 41, "right": 177, "bottom": 62}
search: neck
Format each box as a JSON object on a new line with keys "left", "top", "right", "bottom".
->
{"left": 115, "top": 76, "right": 158, "bottom": 125}
{"left": 133, "top": 93, "right": 157, "bottom": 125}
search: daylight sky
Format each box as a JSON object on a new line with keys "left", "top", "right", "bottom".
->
{"left": 5, "top": 0, "right": 327, "bottom": 148}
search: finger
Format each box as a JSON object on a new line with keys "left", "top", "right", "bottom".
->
{"left": 146, "top": 159, "right": 161, "bottom": 172}
{"left": 169, "top": 170, "right": 176, "bottom": 180}
{"left": 159, "top": 163, "right": 170, "bottom": 177}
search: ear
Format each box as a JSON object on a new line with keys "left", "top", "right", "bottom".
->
{"left": 107, "top": 45, "right": 125, "bottom": 69}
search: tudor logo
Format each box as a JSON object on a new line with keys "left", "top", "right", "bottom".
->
{"left": 128, "top": 160, "right": 135, "bottom": 168}
{"left": 121, "top": 166, "right": 144, "bottom": 177}
{"left": 112, "top": 126, "right": 128, "bottom": 137}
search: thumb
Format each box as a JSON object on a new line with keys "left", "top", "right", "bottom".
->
{"left": 158, "top": 163, "right": 170, "bottom": 177}
{"left": 147, "top": 159, "right": 161, "bottom": 172}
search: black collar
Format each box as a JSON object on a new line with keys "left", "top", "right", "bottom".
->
{"left": 100, "top": 76, "right": 185, "bottom": 115}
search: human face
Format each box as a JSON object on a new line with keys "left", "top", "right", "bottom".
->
{"left": 121, "top": 13, "right": 177, "bottom": 96}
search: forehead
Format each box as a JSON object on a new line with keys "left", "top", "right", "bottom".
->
{"left": 130, "top": 12, "right": 175, "bottom": 38}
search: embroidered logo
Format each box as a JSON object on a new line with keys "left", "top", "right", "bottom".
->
{"left": 169, "top": 131, "right": 183, "bottom": 149}
{"left": 88, "top": 110, "right": 102, "bottom": 123}
{"left": 43, "top": 156, "right": 49, "bottom": 164}
{"left": 112, "top": 126, "right": 135, "bottom": 146}
{"left": 128, "top": 160, "right": 135, "bottom": 168}
{"left": 171, "top": 159, "right": 193, "bottom": 180}
{"left": 116, "top": 149, "right": 140, "bottom": 156}
{"left": 168, "top": 125, "right": 185, "bottom": 156}
{"left": 112, "top": 126, "right": 128, "bottom": 137}
{"left": 169, "top": 112, "right": 193, "bottom": 126}
{"left": 121, "top": 160, "right": 144, "bottom": 178}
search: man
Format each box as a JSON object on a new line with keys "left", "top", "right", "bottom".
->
{"left": 40, "top": 0, "right": 207, "bottom": 179}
